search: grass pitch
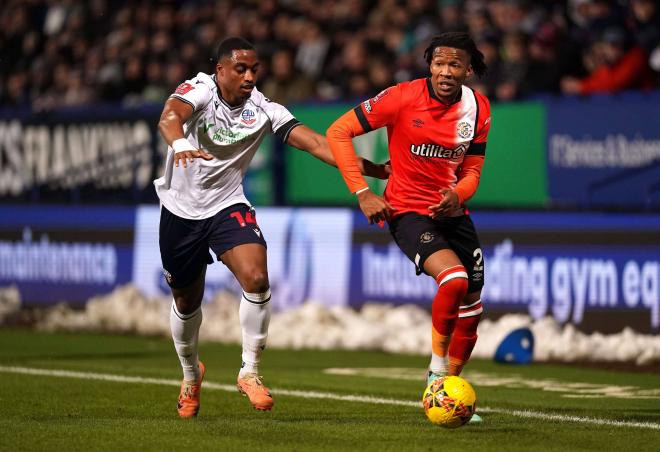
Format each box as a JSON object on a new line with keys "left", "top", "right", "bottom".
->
{"left": 0, "top": 329, "right": 658, "bottom": 451}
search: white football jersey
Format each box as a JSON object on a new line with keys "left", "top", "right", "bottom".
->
{"left": 154, "top": 72, "right": 301, "bottom": 219}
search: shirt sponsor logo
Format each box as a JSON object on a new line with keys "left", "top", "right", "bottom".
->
{"left": 241, "top": 109, "right": 256, "bottom": 125}
{"left": 410, "top": 143, "right": 468, "bottom": 159}
{"left": 175, "top": 83, "right": 194, "bottom": 95}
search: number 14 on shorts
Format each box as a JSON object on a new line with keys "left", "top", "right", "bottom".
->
{"left": 230, "top": 210, "right": 256, "bottom": 227}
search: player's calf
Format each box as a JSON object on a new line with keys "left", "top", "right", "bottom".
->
{"left": 448, "top": 299, "right": 483, "bottom": 376}
{"left": 429, "top": 265, "right": 468, "bottom": 375}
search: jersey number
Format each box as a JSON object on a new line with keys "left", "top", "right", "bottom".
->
{"left": 230, "top": 211, "right": 256, "bottom": 227}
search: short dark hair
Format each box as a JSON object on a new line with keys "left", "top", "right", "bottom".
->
{"left": 423, "top": 32, "right": 488, "bottom": 78}
{"left": 216, "top": 37, "right": 255, "bottom": 62}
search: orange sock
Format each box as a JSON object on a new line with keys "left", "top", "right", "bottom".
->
{"left": 431, "top": 265, "right": 468, "bottom": 362}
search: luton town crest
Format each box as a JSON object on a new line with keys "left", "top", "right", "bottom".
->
{"left": 457, "top": 121, "right": 472, "bottom": 139}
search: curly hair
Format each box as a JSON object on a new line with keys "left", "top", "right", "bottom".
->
{"left": 423, "top": 32, "right": 488, "bottom": 78}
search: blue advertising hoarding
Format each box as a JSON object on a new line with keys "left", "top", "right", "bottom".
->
{"left": 1, "top": 204, "right": 658, "bottom": 332}
{"left": 350, "top": 211, "right": 660, "bottom": 332}
{"left": 546, "top": 93, "right": 660, "bottom": 209}
{"left": 0, "top": 205, "right": 135, "bottom": 305}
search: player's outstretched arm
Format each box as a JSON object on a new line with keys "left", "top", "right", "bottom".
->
{"left": 326, "top": 110, "right": 393, "bottom": 224}
{"left": 158, "top": 98, "right": 213, "bottom": 168}
{"left": 286, "top": 125, "right": 390, "bottom": 179}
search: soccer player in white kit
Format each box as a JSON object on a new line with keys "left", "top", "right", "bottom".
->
{"left": 155, "top": 37, "right": 388, "bottom": 417}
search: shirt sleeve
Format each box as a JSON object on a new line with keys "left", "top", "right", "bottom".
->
{"left": 352, "top": 85, "right": 403, "bottom": 133}
{"left": 169, "top": 77, "right": 212, "bottom": 112}
{"left": 261, "top": 98, "right": 302, "bottom": 143}
{"left": 466, "top": 92, "right": 491, "bottom": 156}
{"left": 326, "top": 110, "right": 370, "bottom": 194}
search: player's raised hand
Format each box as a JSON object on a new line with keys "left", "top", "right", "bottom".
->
{"left": 428, "top": 189, "right": 460, "bottom": 218}
{"left": 174, "top": 150, "right": 214, "bottom": 168}
{"left": 356, "top": 189, "right": 394, "bottom": 225}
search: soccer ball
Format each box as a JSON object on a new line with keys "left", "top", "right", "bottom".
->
{"left": 422, "top": 376, "right": 477, "bottom": 428}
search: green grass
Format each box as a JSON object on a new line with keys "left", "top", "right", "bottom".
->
{"left": 0, "top": 329, "right": 658, "bottom": 451}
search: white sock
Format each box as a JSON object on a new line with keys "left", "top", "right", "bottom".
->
{"left": 429, "top": 352, "right": 448, "bottom": 376}
{"left": 170, "top": 301, "right": 202, "bottom": 381}
{"left": 238, "top": 289, "right": 271, "bottom": 377}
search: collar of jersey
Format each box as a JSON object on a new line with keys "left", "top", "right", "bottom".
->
{"left": 212, "top": 75, "right": 247, "bottom": 110}
{"left": 426, "top": 77, "right": 462, "bottom": 106}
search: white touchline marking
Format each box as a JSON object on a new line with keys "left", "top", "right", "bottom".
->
{"left": 1, "top": 365, "right": 659, "bottom": 431}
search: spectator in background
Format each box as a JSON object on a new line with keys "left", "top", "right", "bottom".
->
{"left": 261, "top": 48, "right": 314, "bottom": 104}
{"left": 527, "top": 23, "right": 563, "bottom": 93}
{"left": 142, "top": 60, "right": 168, "bottom": 104}
{"left": 496, "top": 31, "right": 531, "bottom": 101}
{"left": 468, "top": 35, "right": 499, "bottom": 98}
{"left": 628, "top": 0, "right": 660, "bottom": 80}
{"left": 295, "top": 20, "right": 330, "bottom": 79}
{"left": 561, "top": 26, "right": 655, "bottom": 95}
{"left": 0, "top": 0, "right": 659, "bottom": 110}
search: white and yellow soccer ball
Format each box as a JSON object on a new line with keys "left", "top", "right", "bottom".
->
{"left": 422, "top": 376, "right": 477, "bottom": 428}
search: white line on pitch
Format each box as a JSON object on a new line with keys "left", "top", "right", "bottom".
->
{"left": 1, "top": 365, "right": 658, "bottom": 431}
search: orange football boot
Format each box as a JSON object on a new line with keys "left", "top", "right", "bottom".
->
{"left": 237, "top": 373, "right": 274, "bottom": 411}
{"left": 177, "top": 361, "right": 205, "bottom": 418}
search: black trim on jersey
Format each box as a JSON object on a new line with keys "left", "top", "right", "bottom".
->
{"left": 353, "top": 105, "right": 372, "bottom": 133}
{"left": 426, "top": 77, "right": 462, "bottom": 104}
{"left": 466, "top": 142, "right": 486, "bottom": 156}
{"left": 169, "top": 95, "right": 196, "bottom": 112}
{"left": 275, "top": 118, "right": 302, "bottom": 144}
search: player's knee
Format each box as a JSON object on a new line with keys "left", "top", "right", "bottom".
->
{"left": 241, "top": 270, "right": 269, "bottom": 294}
{"left": 172, "top": 285, "right": 204, "bottom": 315}
{"left": 174, "top": 292, "right": 203, "bottom": 314}
{"left": 435, "top": 265, "right": 468, "bottom": 290}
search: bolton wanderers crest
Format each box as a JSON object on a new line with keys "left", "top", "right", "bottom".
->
{"left": 241, "top": 109, "right": 256, "bottom": 125}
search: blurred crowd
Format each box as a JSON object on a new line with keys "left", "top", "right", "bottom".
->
{"left": 1, "top": 0, "right": 659, "bottom": 110}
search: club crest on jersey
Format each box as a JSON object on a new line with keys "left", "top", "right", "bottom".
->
{"left": 241, "top": 109, "right": 256, "bottom": 125}
{"left": 457, "top": 121, "right": 473, "bottom": 139}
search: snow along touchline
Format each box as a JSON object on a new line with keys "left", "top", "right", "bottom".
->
{"left": 1, "top": 365, "right": 658, "bottom": 431}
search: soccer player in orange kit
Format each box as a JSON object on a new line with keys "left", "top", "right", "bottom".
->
{"left": 327, "top": 33, "right": 491, "bottom": 421}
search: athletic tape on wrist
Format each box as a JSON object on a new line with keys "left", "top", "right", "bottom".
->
{"left": 172, "top": 138, "right": 197, "bottom": 153}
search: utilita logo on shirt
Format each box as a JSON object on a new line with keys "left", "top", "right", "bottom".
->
{"left": 410, "top": 143, "right": 468, "bottom": 159}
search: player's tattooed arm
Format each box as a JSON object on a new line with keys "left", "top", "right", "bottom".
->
{"left": 286, "top": 125, "right": 390, "bottom": 179}
{"left": 158, "top": 97, "right": 213, "bottom": 168}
